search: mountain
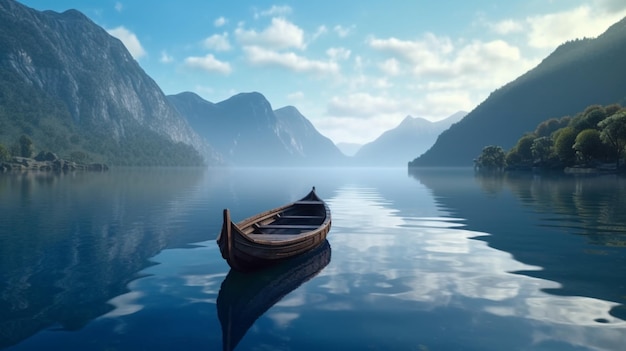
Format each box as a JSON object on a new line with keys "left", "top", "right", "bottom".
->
{"left": 168, "top": 92, "right": 346, "bottom": 166}
{"left": 336, "top": 142, "right": 362, "bottom": 157}
{"left": 354, "top": 111, "right": 466, "bottom": 166}
{"left": 410, "top": 17, "right": 626, "bottom": 167}
{"left": 0, "top": 0, "right": 214, "bottom": 166}
{"left": 274, "top": 105, "right": 346, "bottom": 165}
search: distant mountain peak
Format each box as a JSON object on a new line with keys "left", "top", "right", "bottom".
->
{"left": 353, "top": 111, "right": 466, "bottom": 166}
{"left": 59, "top": 8, "right": 89, "bottom": 20}
{"left": 176, "top": 91, "right": 211, "bottom": 102}
{"left": 219, "top": 92, "right": 272, "bottom": 113}
{"left": 398, "top": 115, "right": 416, "bottom": 126}
{"left": 276, "top": 105, "right": 300, "bottom": 115}
{"left": 398, "top": 115, "right": 432, "bottom": 129}
{"left": 226, "top": 91, "right": 267, "bottom": 104}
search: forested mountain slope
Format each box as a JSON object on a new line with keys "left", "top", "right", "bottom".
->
{"left": 411, "top": 17, "right": 626, "bottom": 167}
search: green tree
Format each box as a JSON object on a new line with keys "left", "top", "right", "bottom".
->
{"left": 573, "top": 129, "right": 604, "bottom": 163}
{"left": 604, "top": 104, "right": 622, "bottom": 117}
{"left": 505, "top": 149, "right": 523, "bottom": 168}
{"left": 553, "top": 127, "right": 577, "bottom": 166}
{"left": 0, "top": 143, "right": 10, "bottom": 162}
{"left": 507, "top": 133, "right": 535, "bottom": 168}
{"left": 571, "top": 105, "right": 607, "bottom": 132}
{"left": 531, "top": 136, "right": 554, "bottom": 165}
{"left": 475, "top": 145, "right": 506, "bottom": 171}
{"left": 18, "top": 135, "right": 35, "bottom": 158}
{"left": 598, "top": 110, "right": 626, "bottom": 168}
{"left": 535, "top": 118, "right": 562, "bottom": 137}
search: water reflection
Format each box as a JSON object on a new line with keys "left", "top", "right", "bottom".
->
{"left": 0, "top": 169, "right": 207, "bottom": 348}
{"left": 320, "top": 176, "right": 626, "bottom": 350}
{"left": 471, "top": 171, "right": 626, "bottom": 243}
{"left": 217, "top": 240, "right": 331, "bottom": 351}
{"left": 3, "top": 167, "right": 626, "bottom": 350}
{"left": 409, "top": 168, "right": 626, "bottom": 322}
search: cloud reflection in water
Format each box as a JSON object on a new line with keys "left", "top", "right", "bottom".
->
{"left": 320, "top": 184, "right": 626, "bottom": 348}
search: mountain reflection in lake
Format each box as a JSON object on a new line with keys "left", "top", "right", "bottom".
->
{"left": 0, "top": 169, "right": 209, "bottom": 348}
{"left": 1, "top": 167, "right": 625, "bottom": 350}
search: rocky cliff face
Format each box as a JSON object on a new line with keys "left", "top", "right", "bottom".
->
{"left": 0, "top": 0, "right": 215, "bottom": 165}
{"left": 274, "top": 105, "right": 347, "bottom": 165}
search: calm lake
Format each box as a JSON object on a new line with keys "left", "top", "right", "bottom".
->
{"left": 1, "top": 167, "right": 625, "bottom": 350}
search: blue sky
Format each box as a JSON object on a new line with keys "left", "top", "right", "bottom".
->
{"left": 18, "top": 0, "right": 626, "bottom": 145}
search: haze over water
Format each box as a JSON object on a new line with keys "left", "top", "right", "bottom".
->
{"left": 1, "top": 167, "right": 625, "bottom": 350}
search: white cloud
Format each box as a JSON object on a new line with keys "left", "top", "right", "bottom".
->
{"left": 489, "top": 19, "right": 524, "bottom": 35}
{"left": 342, "top": 55, "right": 395, "bottom": 90}
{"left": 114, "top": 2, "right": 123, "bottom": 12}
{"left": 312, "top": 25, "right": 328, "bottom": 41}
{"left": 243, "top": 46, "right": 339, "bottom": 75}
{"left": 184, "top": 54, "right": 232, "bottom": 75}
{"left": 344, "top": 72, "right": 392, "bottom": 91}
{"left": 368, "top": 33, "right": 533, "bottom": 91}
{"left": 379, "top": 58, "right": 401, "bottom": 76}
{"left": 326, "top": 47, "right": 351, "bottom": 61}
{"left": 160, "top": 51, "right": 173, "bottom": 63}
{"left": 451, "top": 40, "right": 521, "bottom": 74}
{"left": 107, "top": 26, "right": 146, "bottom": 59}
{"left": 235, "top": 17, "right": 305, "bottom": 50}
{"left": 368, "top": 33, "right": 453, "bottom": 66}
{"left": 316, "top": 116, "right": 387, "bottom": 145}
{"left": 526, "top": 5, "right": 626, "bottom": 49}
{"left": 422, "top": 91, "right": 473, "bottom": 116}
{"left": 214, "top": 16, "right": 227, "bottom": 27}
{"left": 203, "top": 33, "right": 231, "bottom": 51}
{"left": 326, "top": 92, "right": 407, "bottom": 118}
{"left": 334, "top": 25, "right": 355, "bottom": 38}
{"left": 256, "top": 5, "right": 293, "bottom": 18}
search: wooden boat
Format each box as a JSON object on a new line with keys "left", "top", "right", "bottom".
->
{"left": 217, "top": 187, "right": 331, "bottom": 271}
{"left": 217, "top": 240, "right": 331, "bottom": 351}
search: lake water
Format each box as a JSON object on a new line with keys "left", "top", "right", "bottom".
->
{"left": 1, "top": 167, "right": 625, "bottom": 350}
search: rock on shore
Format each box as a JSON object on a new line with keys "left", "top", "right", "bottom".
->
{"left": 0, "top": 152, "right": 108, "bottom": 172}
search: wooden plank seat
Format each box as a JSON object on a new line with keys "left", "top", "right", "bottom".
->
{"left": 251, "top": 234, "right": 304, "bottom": 241}
{"left": 258, "top": 224, "right": 320, "bottom": 229}
{"left": 278, "top": 215, "right": 325, "bottom": 219}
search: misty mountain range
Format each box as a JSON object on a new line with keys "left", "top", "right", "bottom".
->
{"left": 168, "top": 92, "right": 347, "bottom": 166}
{"left": 352, "top": 112, "right": 466, "bottom": 166}
{"left": 1, "top": 0, "right": 626, "bottom": 167}
{"left": 168, "top": 91, "right": 466, "bottom": 167}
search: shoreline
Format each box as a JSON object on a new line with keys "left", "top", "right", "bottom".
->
{"left": 0, "top": 156, "right": 108, "bottom": 172}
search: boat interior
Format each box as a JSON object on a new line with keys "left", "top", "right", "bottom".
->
{"left": 247, "top": 201, "right": 326, "bottom": 235}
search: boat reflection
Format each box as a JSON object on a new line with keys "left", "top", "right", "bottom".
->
{"left": 217, "top": 240, "right": 331, "bottom": 351}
